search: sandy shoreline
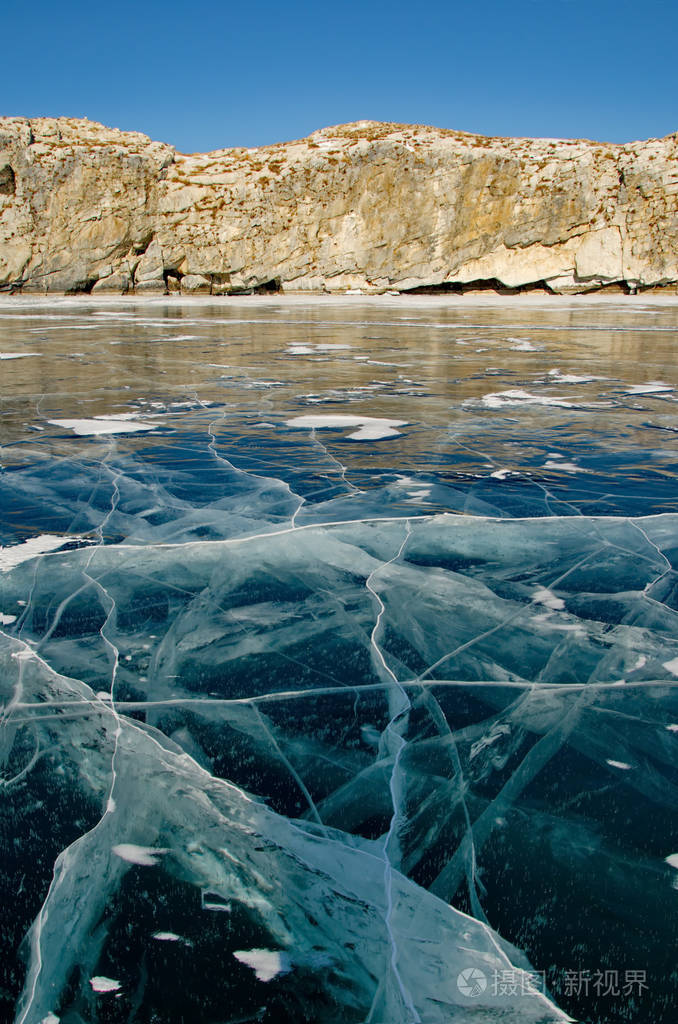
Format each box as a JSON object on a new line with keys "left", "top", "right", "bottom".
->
{"left": 2, "top": 291, "right": 678, "bottom": 311}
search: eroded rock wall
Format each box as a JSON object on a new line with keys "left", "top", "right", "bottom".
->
{"left": 1, "top": 117, "right": 676, "bottom": 295}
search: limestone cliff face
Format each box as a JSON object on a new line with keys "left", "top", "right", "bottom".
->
{"left": 1, "top": 116, "right": 677, "bottom": 295}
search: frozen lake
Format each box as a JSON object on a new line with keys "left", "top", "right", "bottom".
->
{"left": 1, "top": 295, "right": 678, "bottom": 1024}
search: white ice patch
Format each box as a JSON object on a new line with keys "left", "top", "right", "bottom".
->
{"left": 532, "top": 614, "right": 584, "bottom": 634}
{"left": 112, "top": 844, "right": 168, "bottom": 866}
{"left": 89, "top": 977, "right": 121, "bottom": 993}
{"left": 633, "top": 655, "right": 647, "bottom": 670}
{"left": 543, "top": 460, "right": 581, "bottom": 472}
{"left": 606, "top": 759, "right": 631, "bottom": 770}
{"left": 93, "top": 412, "right": 152, "bottom": 421}
{"left": 533, "top": 587, "right": 565, "bottom": 611}
{"left": 0, "top": 535, "right": 80, "bottom": 572}
{"left": 0, "top": 612, "right": 17, "bottom": 625}
{"left": 0, "top": 351, "right": 40, "bottom": 359}
{"left": 11, "top": 649, "right": 35, "bottom": 662}
{"left": 40, "top": 1015, "right": 60, "bottom": 1024}
{"left": 285, "top": 414, "right": 406, "bottom": 440}
{"left": 665, "top": 854, "right": 678, "bottom": 869}
{"left": 474, "top": 389, "right": 575, "bottom": 409}
{"left": 625, "top": 382, "right": 673, "bottom": 395}
{"left": 548, "top": 369, "right": 607, "bottom": 384}
{"left": 508, "top": 338, "right": 540, "bottom": 351}
{"left": 663, "top": 657, "right": 678, "bottom": 676}
{"left": 286, "top": 345, "right": 315, "bottom": 355}
{"left": 152, "top": 931, "right": 182, "bottom": 942}
{"left": 233, "top": 948, "right": 292, "bottom": 983}
{"left": 667, "top": 724, "right": 678, "bottom": 733}
{"left": 48, "top": 418, "right": 156, "bottom": 435}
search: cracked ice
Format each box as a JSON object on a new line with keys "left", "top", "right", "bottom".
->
{"left": 2, "top": 296, "right": 678, "bottom": 1024}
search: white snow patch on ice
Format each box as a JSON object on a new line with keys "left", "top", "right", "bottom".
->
{"left": 543, "top": 460, "right": 581, "bottom": 472}
{"left": 48, "top": 418, "right": 156, "bottom": 435}
{"left": 508, "top": 338, "right": 540, "bottom": 351}
{"left": 533, "top": 587, "right": 565, "bottom": 611}
{"left": 233, "top": 949, "right": 292, "bottom": 983}
{"left": 112, "top": 844, "right": 168, "bottom": 866}
{"left": 663, "top": 657, "right": 678, "bottom": 676}
{"left": 665, "top": 854, "right": 678, "bottom": 869}
{"left": 474, "top": 389, "right": 575, "bottom": 409}
{"left": 90, "top": 977, "right": 121, "bottom": 993}
{"left": 548, "top": 369, "right": 607, "bottom": 383}
{"left": 625, "top": 382, "right": 673, "bottom": 395}
{"left": 285, "top": 414, "right": 406, "bottom": 440}
{"left": 94, "top": 412, "right": 152, "bottom": 421}
{"left": 11, "top": 649, "right": 35, "bottom": 662}
{"left": 0, "top": 351, "right": 40, "bottom": 359}
{"left": 0, "top": 613, "right": 17, "bottom": 625}
{"left": 0, "top": 535, "right": 81, "bottom": 572}
{"left": 606, "top": 759, "right": 631, "bottom": 770}
{"left": 152, "top": 931, "right": 182, "bottom": 942}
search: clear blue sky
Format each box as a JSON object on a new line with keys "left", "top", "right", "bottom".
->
{"left": 3, "top": 0, "right": 676, "bottom": 153}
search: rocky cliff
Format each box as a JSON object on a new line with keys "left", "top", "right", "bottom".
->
{"left": 1, "top": 117, "right": 677, "bottom": 295}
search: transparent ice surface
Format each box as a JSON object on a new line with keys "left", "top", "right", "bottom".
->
{"left": 1, "top": 295, "right": 678, "bottom": 1024}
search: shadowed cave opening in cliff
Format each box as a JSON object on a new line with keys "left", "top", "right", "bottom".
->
{"left": 222, "top": 277, "right": 283, "bottom": 295}
{"left": 0, "top": 164, "right": 16, "bottom": 196}
{"left": 401, "top": 278, "right": 553, "bottom": 296}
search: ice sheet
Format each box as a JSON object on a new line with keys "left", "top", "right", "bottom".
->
{"left": 2, "top": 296, "right": 678, "bottom": 1024}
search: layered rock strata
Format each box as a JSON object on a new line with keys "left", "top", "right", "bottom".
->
{"left": 1, "top": 116, "right": 676, "bottom": 295}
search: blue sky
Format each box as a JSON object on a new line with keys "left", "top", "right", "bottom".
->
{"left": 2, "top": 0, "right": 676, "bottom": 152}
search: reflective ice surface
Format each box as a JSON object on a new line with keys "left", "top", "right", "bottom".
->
{"left": 1, "top": 295, "right": 678, "bottom": 1024}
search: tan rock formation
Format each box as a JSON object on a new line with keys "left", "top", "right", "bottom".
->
{"left": 1, "top": 116, "right": 676, "bottom": 295}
